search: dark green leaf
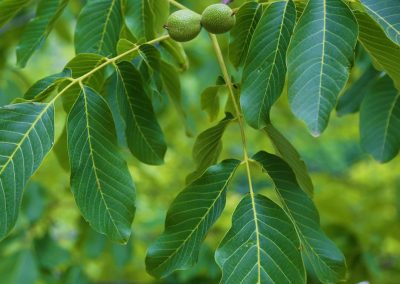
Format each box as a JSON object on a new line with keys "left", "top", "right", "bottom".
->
{"left": 216, "top": 194, "right": 305, "bottom": 284}
{"left": 355, "top": 11, "right": 400, "bottom": 90}
{"left": 187, "top": 114, "right": 234, "bottom": 182}
{"left": 336, "top": 64, "right": 380, "bottom": 116}
{"left": 0, "top": 102, "right": 54, "bottom": 240}
{"left": 359, "top": 0, "right": 400, "bottom": 46}
{"left": 253, "top": 151, "right": 346, "bottom": 283}
{"left": 229, "top": 2, "right": 262, "bottom": 68}
{"left": 264, "top": 123, "right": 313, "bottom": 196}
{"left": 146, "top": 159, "right": 241, "bottom": 278}
{"left": 105, "top": 61, "right": 167, "bottom": 165}
{"left": 75, "top": 0, "right": 122, "bottom": 56}
{"left": 16, "top": 0, "right": 69, "bottom": 67}
{"left": 241, "top": 0, "right": 296, "bottom": 129}
{"left": 287, "top": 0, "right": 358, "bottom": 135}
{"left": 24, "top": 69, "right": 71, "bottom": 101}
{"left": 125, "top": 0, "right": 155, "bottom": 41}
{"left": 53, "top": 125, "right": 70, "bottom": 171}
{"left": 0, "top": 0, "right": 31, "bottom": 28}
{"left": 67, "top": 86, "right": 136, "bottom": 243}
{"left": 360, "top": 75, "right": 400, "bottom": 162}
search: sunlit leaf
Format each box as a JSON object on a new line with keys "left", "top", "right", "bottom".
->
{"left": 16, "top": 0, "right": 69, "bottom": 67}
{"left": 146, "top": 159, "right": 240, "bottom": 278}
{"left": 264, "top": 123, "right": 313, "bottom": 196}
{"left": 287, "top": 0, "right": 358, "bottom": 135}
{"left": 359, "top": 0, "right": 400, "bottom": 46}
{"left": 216, "top": 194, "right": 305, "bottom": 284}
{"left": 0, "top": 0, "right": 31, "bottom": 29}
{"left": 105, "top": 61, "right": 166, "bottom": 165}
{"left": 67, "top": 86, "right": 136, "bottom": 243}
{"left": 356, "top": 11, "right": 400, "bottom": 90}
{"left": 253, "top": 151, "right": 346, "bottom": 283}
{"left": 75, "top": 0, "right": 122, "bottom": 56}
{"left": 0, "top": 102, "right": 54, "bottom": 240}
{"left": 360, "top": 75, "right": 400, "bottom": 162}
{"left": 229, "top": 2, "right": 262, "bottom": 68}
{"left": 201, "top": 86, "right": 221, "bottom": 122}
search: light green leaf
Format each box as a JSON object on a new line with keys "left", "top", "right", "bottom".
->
{"left": 151, "top": 0, "right": 169, "bottom": 34}
{"left": 16, "top": 0, "right": 69, "bottom": 67}
{"left": 356, "top": 11, "right": 400, "bottom": 90}
{"left": 145, "top": 159, "right": 240, "bottom": 278}
{"left": 106, "top": 61, "right": 166, "bottom": 165}
{"left": 216, "top": 194, "right": 305, "bottom": 284}
{"left": 360, "top": 75, "right": 400, "bottom": 163}
{"left": 359, "top": 0, "right": 400, "bottom": 46}
{"left": 160, "top": 39, "right": 189, "bottom": 71}
{"left": 253, "top": 151, "right": 346, "bottom": 283}
{"left": 264, "top": 123, "right": 314, "bottom": 196}
{"left": 0, "top": 102, "right": 55, "bottom": 240}
{"left": 287, "top": 0, "right": 358, "bottom": 135}
{"left": 201, "top": 86, "right": 221, "bottom": 122}
{"left": 67, "top": 86, "right": 136, "bottom": 243}
{"left": 187, "top": 114, "right": 234, "bottom": 183}
{"left": 229, "top": 2, "right": 262, "bottom": 68}
{"left": 241, "top": 0, "right": 296, "bottom": 129}
{"left": 0, "top": 0, "right": 31, "bottom": 28}
{"left": 125, "top": 0, "right": 155, "bottom": 41}
{"left": 75, "top": 0, "right": 122, "bottom": 56}
{"left": 116, "top": 38, "right": 139, "bottom": 62}
{"left": 24, "top": 69, "right": 72, "bottom": 101}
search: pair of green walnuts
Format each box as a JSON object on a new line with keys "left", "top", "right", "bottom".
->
{"left": 166, "top": 4, "right": 236, "bottom": 42}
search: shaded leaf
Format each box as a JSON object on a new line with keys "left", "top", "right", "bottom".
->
{"left": 360, "top": 75, "right": 400, "bottom": 162}
{"left": 360, "top": 0, "right": 400, "bottom": 46}
{"left": 0, "top": 102, "right": 54, "bottom": 240}
{"left": 216, "top": 194, "right": 305, "bottom": 284}
{"left": 0, "top": 0, "right": 31, "bottom": 29}
{"left": 0, "top": 249, "right": 38, "bottom": 284}
{"left": 160, "top": 39, "right": 189, "bottom": 70}
{"left": 229, "top": 2, "right": 262, "bottom": 68}
{"left": 24, "top": 69, "right": 72, "bottom": 101}
{"left": 146, "top": 159, "right": 240, "bottom": 278}
{"left": 287, "top": 0, "right": 358, "bottom": 135}
{"left": 264, "top": 123, "right": 313, "bottom": 196}
{"left": 187, "top": 114, "right": 234, "bottom": 182}
{"left": 75, "top": 0, "right": 122, "bottom": 56}
{"left": 16, "top": 0, "right": 69, "bottom": 67}
{"left": 53, "top": 125, "right": 69, "bottom": 171}
{"left": 67, "top": 86, "right": 136, "bottom": 243}
{"left": 356, "top": 11, "right": 400, "bottom": 90}
{"left": 336, "top": 64, "right": 380, "bottom": 116}
{"left": 105, "top": 61, "right": 167, "bottom": 165}
{"left": 253, "top": 151, "right": 347, "bottom": 283}
{"left": 201, "top": 86, "right": 221, "bottom": 122}
{"left": 125, "top": 0, "right": 155, "bottom": 41}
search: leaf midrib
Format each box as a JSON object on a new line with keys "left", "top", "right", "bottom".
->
{"left": 81, "top": 88, "right": 123, "bottom": 240}
{"left": 152, "top": 166, "right": 237, "bottom": 273}
{"left": 97, "top": 0, "right": 117, "bottom": 55}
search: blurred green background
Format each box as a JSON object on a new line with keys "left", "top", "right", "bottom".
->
{"left": 0, "top": 0, "right": 399, "bottom": 283}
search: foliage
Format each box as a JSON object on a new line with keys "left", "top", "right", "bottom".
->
{"left": 0, "top": 0, "right": 400, "bottom": 283}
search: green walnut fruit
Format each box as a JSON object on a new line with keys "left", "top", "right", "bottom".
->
{"left": 201, "top": 4, "right": 236, "bottom": 34}
{"left": 165, "top": 10, "right": 202, "bottom": 42}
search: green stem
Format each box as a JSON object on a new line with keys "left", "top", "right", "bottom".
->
{"left": 169, "top": 0, "right": 189, "bottom": 10}
{"left": 209, "top": 34, "right": 261, "bottom": 283}
{"left": 49, "top": 34, "right": 170, "bottom": 104}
